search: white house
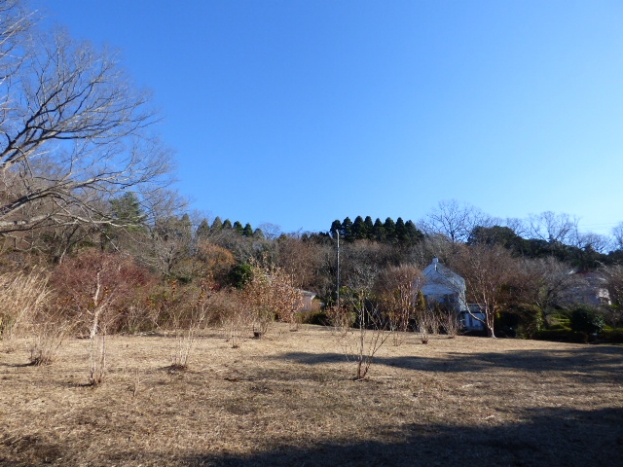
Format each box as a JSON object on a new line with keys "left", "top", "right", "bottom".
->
{"left": 421, "top": 258, "right": 485, "bottom": 332}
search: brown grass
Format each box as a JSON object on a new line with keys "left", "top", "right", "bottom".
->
{"left": 1, "top": 324, "right": 622, "bottom": 466}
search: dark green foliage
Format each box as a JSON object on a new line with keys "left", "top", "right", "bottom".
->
{"left": 383, "top": 218, "right": 396, "bottom": 240}
{"left": 330, "top": 220, "right": 342, "bottom": 239}
{"left": 222, "top": 219, "right": 233, "bottom": 230}
{"left": 253, "top": 228, "right": 265, "bottom": 239}
{"left": 468, "top": 225, "right": 610, "bottom": 270}
{"left": 328, "top": 216, "right": 423, "bottom": 245}
{"left": 242, "top": 223, "right": 253, "bottom": 237}
{"left": 570, "top": 307, "right": 605, "bottom": 336}
{"left": 342, "top": 217, "right": 353, "bottom": 241}
{"left": 227, "top": 263, "right": 253, "bottom": 289}
{"left": 364, "top": 216, "right": 375, "bottom": 239}
{"left": 352, "top": 216, "right": 367, "bottom": 240}
{"left": 110, "top": 192, "right": 144, "bottom": 226}
{"left": 233, "top": 221, "right": 244, "bottom": 235}
{"left": 373, "top": 218, "right": 385, "bottom": 242}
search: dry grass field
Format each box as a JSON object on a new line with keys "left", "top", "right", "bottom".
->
{"left": 1, "top": 323, "right": 622, "bottom": 467}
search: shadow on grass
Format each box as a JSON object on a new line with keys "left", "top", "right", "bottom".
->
{"left": 184, "top": 406, "right": 623, "bottom": 467}
{"left": 270, "top": 345, "right": 623, "bottom": 380}
{"left": 2, "top": 407, "right": 622, "bottom": 467}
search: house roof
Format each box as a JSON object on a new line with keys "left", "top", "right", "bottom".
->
{"left": 421, "top": 258, "right": 465, "bottom": 293}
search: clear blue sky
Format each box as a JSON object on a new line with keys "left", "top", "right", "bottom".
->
{"left": 31, "top": 0, "right": 623, "bottom": 236}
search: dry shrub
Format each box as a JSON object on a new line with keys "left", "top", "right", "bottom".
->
{"left": 148, "top": 280, "right": 219, "bottom": 369}
{"left": 439, "top": 308, "right": 460, "bottom": 338}
{"left": 241, "top": 266, "right": 276, "bottom": 338}
{"left": 325, "top": 306, "right": 355, "bottom": 335}
{"left": 416, "top": 309, "right": 439, "bottom": 344}
{"left": 209, "top": 289, "right": 247, "bottom": 348}
{"left": 28, "top": 306, "right": 74, "bottom": 366}
{"left": 0, "top": 269, "right": 49, "bottom": 352}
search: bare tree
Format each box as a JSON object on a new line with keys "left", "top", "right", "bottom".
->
{"left": 611, "top": 222, "right": 623, "bottom": 251}
{"left": 528, "top": 212, "right": 578, "bottom": 244}
{"left": 454, "top": 244, "right": 516, "bottom": 337}
{"left": 422, "top": 200, "right": 493, "bottom": 243}
{"left": 0, "top": 4, "right": 172, "bottom": 234}
{"left": 375, "top": 264, "right": 423, "bottom": 345}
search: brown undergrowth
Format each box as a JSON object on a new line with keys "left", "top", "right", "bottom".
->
{"left": 1, "top": 324, "right": 622, "bottom": 466}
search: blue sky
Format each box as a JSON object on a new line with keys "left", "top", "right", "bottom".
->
{"left": 31, "top": 0, "right": 623, "bottom": 236}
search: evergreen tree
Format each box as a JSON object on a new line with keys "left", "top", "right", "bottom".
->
{"left": 384, "top": 217, "right": 396, "bottom": 242}
{"left": 253, "top": 228, "right": 265, "bottom": 239}
{"left": 330, "top": 220, "right": 342, "bottom": 239}
{"left": 243, "top": 223, "right": 254, "bottom": 237}
{"left": 110, "top": 192, "right": 143, "bottom": 226}
{"left": 395, "top": 217, "right": 407, "bottom": 244}
{"left": 364, "top": 216, "right": 375, "bottom": 240}
{"left": 196, "top": 219, "right": 210, "bottom": 240}
{"left": 233, "top": 221, "right": 244, "bottom": 235}
{"left": 222, "top": 219, "right": 233, "bottom": 230}
{"left": 373, "top": 218, "right": 385, "bottom": 242}
{"left": 211, "top": 217, "right": 223, "bottom": 231}
{"left": 342, "top": 217, "right": 354, "bottom": 242}
{"left": 352, "top": 216, "right": 366, "bottom": 240}
{"left": 405, "top": 220, "right": 424, "bottom": 244}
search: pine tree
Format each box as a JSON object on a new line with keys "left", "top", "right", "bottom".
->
{"left": 373, "top": 218, "right": 385, "bottom": 242}
{"left": 405, "top": 220, "right": 424, "bottom": 244}
{"left": 243, "top": 223, "right": 253, "bottom": 237}
{"left": 384, "top": 217, "right": 396, "bottom": 242}
{"left": 330, "top": 220, "right": 342, "bottom": 239}
{"left": 211, "top": 217, "right": 223, "bottom": 231}
{"left": 352, "top": 216, "right": 366, "bottom": 240}
{"left": 342, "top": 217, "right": 354, "bottom": 242}
{"left": 364, "top": 216, "right": 375, "bottom": 240}
{"left": 222, "top": 219, "right": 233, "bottom": 230}
{"left": 233, "top": 221, "right": 244, "bottom": 235}
{"left": 395, "top": 217, "right": 407, "bottom": 244}
{"left": 196, "top": 219, "right": 210, "bottom": 240}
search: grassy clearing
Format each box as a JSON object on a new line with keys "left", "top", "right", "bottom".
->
{"left": 1, "top": 324, "right": 622, "bottom": 466}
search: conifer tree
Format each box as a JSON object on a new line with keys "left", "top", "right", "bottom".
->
{"left": 233, "top": 221, "right": 244, "bottom": 235}
{"left": 196, "top": 219, "right": 210, "bottom": 240}
{"left": 330, "top": 220, "right": 342, "bottom": 239}
{"left": 384, "top": 218, "right": 396, "bottom": 242}
{"left": 243, "top": 223, "right": 254, "bottom": 237}
{"left": 342, "top": 217, "right": 354, "bottom": 242}
{"left": 364, "top": 216, "right": 375, "bottom": 240}
{"left": 395, "top": 217, "right": 407, "bottom": 244}
{"left": 211, "top": 217, "right": 224, "bottom": 231}
{"left": 352, "top": 216, "right": 366, "bottom": 240}
{"left": 373, "top": 218, "right": 385, "bottom": 242}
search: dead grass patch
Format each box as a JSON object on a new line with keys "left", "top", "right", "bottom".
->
{"left": 1, "top": 324, "right": 622, "bottom": 466}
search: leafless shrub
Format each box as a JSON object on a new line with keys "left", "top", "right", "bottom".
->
{"left": 325, "top": 306, "right": 355, "bottom": 336}
{"left": 416, "top": 309, "right": 439, "bottom": 344}
{"left": 28, "top": 308, "right": 73, "bottom": 366}
{"left": 439, "top": 308, "right": 460, "bottom": 338}
{"left": 352, "top": 301, "right": 388, "bottom": 380}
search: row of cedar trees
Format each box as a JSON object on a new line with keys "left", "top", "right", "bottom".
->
{"left": 330, "top": 216, "right": 424, "bottom": 245}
